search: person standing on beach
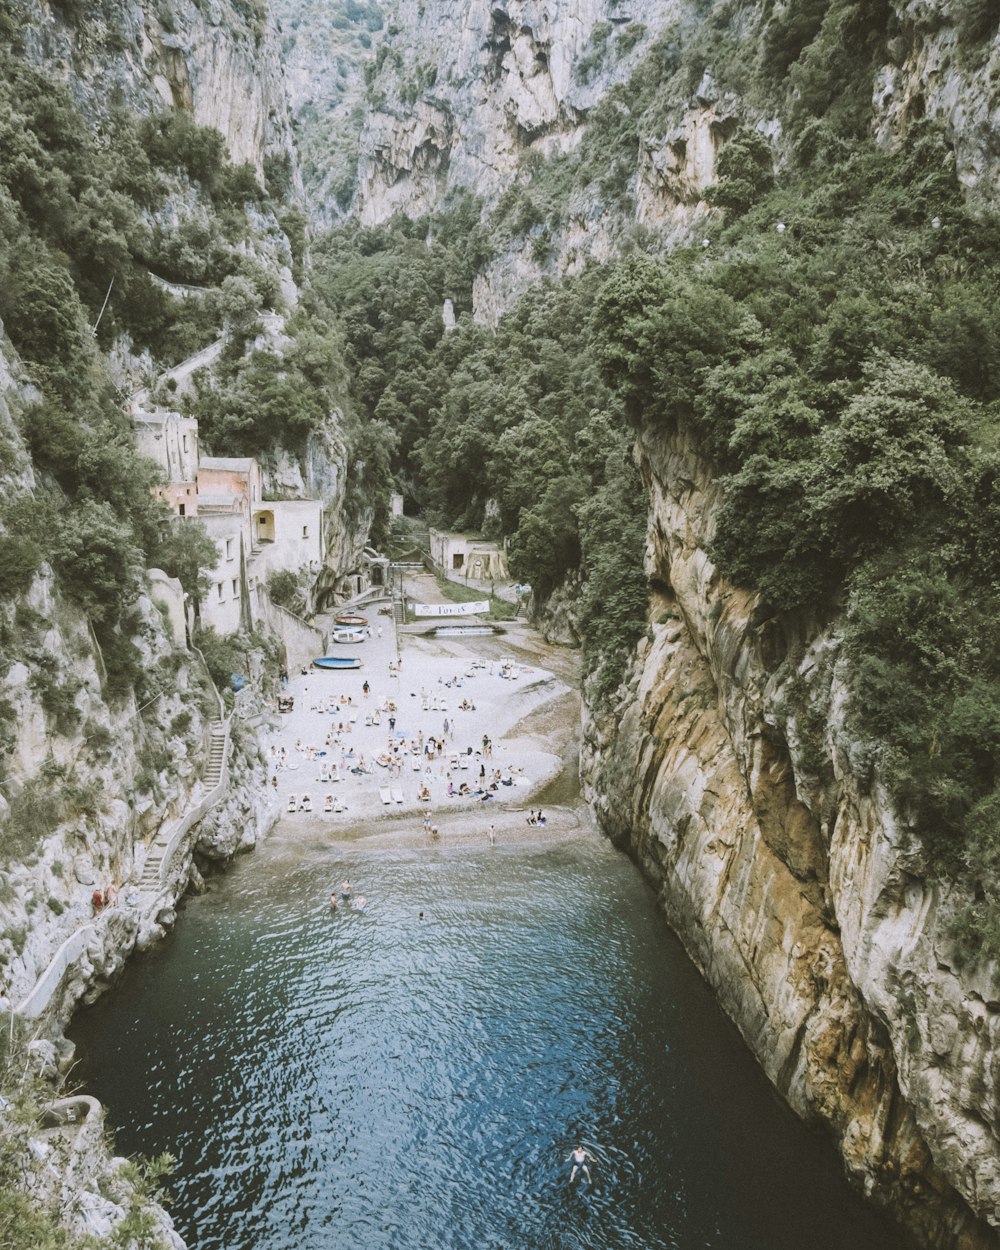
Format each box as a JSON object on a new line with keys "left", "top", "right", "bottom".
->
{"left": 488, "top": 823, "right": 496, "bottom": 846}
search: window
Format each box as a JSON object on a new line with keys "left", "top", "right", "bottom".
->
{"left": 302, "top": 525, "right": 309, "bottom": 539}
{"left": 232, "top": 579, "right": 238, "bottom": 598}
{"left": 183, "top": 434, "right": 189, "bottom": 453}
{"left": 452, "top": 553, "right": 464, "bottom": 570}
{"left": 217, "top": 583, "right": 224, "bottom": 601}
{"left": 178, "top": 503, "right": 185, "bottom": 517}
{"left": 226, "top": 538, "right": 234, "bottom": 559}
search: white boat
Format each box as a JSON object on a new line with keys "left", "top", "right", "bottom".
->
{"left": 332, "top": 627, "right": 367, "bottom": 644}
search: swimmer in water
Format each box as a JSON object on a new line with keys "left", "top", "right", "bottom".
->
{"left": 329, "top": 893, "right": 338, "bottom": 911}
{"left": 353, "top": 896, "right": 367, "bottom": 912}
{"left": 567, "top": 1145, "right": 593, "bottom": 1184}
{"left": 340, "top": 880, "right": 352, "bottom": 900}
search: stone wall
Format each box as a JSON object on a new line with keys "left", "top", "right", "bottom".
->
{"left": 256, "top": 589, "right": 328, "bottom": 674}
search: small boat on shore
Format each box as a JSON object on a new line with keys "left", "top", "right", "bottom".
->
{"left": 332, "top": 627, "right": 366, "bottom": 644}
{"left": 335, "top": 613, "right": 368, "bottom": 626}
{"left": 313, "top": 656, "right": 363, "bottom": 670}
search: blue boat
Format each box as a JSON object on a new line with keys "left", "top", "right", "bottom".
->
{"left": 313, "top": 656, "right": 363, "bottom": 670}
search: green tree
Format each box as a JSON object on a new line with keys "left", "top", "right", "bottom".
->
{"left": 707, "top": 128, "right": 775, "bottom": 215}
{"left": 150, "top": 518, "right": 219, "bottom": 613}
{"left": 50, "top": 500, "right": 141, "bottom": 625}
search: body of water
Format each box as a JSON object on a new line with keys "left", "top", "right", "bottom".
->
{"left": 69, "top": 831, "right": 907, "bottom": 1250}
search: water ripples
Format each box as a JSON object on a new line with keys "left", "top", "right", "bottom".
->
{"left": 70, "top": 836, "right": 907, "bottom": 1250}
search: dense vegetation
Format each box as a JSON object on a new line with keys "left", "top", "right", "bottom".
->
{"left": 0, "top": 0, "right": 301, "bottom": 706}
{"left": 583, "top": 6, "right": 1000, "bottom": 956}
{"left": 309, "top": 202, "right": 648, "bottom": 703}
{"left": 305, "top": 0, "right": 1000, "bottom": 956}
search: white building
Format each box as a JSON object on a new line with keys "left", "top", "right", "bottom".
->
{"left": 134, "top": 411, "right": 326, "bottom": 637}
{"left": 429, "top": 529, "right": 509, "bottom": 581}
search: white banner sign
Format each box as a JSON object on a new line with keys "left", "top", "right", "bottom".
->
{"left": 412, "top": 600, "right": 490, "bottom": 617}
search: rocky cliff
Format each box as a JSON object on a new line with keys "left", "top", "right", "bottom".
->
{"left": 340, "top": 0, "right": 1000, "bottom": 322}
{"left": 353, "top": 0, "right": 679, "bottom": 216}
{"left": 0, "top": 320, "right": 282, "bottom": 1245}
{"left": 23, "top": 0, "right": 295, "bottom": 175}
{"left": 581, "top": 421, "right": 1000, "bottom": 1248}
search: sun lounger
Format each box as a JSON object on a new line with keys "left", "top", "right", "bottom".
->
{"left": 333, "top": 797, "right": 347, "bottom": 813}
{"left": 379, "top": 786, "right": 391, "bottom": 805}
{"left": 287, "top": 794, "right": 297, "bottom": 812}
{"left": 391, "top": 786, "right": 403, "bottom": 804}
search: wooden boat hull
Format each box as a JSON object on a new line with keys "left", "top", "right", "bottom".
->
{"left": 313, "top": 656, "right": 363, "bottom": 670}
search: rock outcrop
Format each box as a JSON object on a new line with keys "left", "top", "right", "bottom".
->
{"left": 23, "top": 0, "right": 296, "bottom": 176}
{"left": 874, "top": 2, "right": 1000, "bottom": 214}
{"left": 581, "top": 422, "right": 1000, "bottom": 1248}
{"left": 337, "top": 0, "right": 1000, "bottom": 324}
{"left": 354, "top": 0, "right": 681, "bottom": 217}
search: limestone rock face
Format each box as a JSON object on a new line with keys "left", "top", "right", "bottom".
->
{"left": 22, "top": 0, "right": 296, "bottom": 175}
{"left": 195, "top": 720, "right": 277, "bottom": 861}
{"left": 874, "top": 3, "right": 1000, "bottom": 214}
{"left": 581, "top": 422, "right": 1000, "bottom": 1247}
{"left": 354, "top": 0, "right": 686, "bottom": 217}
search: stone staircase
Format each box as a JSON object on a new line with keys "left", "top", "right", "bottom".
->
{"left": 203, "top": 722, "right": 228, "bottom": 788}
{"left": 139, "top": 722, "right": 227, "bottom": 891}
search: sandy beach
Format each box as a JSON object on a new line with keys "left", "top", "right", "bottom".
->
{"left": 264, "top": 572, "right": 583, "bottom": 850}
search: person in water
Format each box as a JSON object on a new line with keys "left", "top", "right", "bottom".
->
{"left": 329, "top": 893, "right": 338, "bottom": 911}
{"left": 567, "top": 1145, "right": 593, "bottom": 1183}
{"left": 341, "top": 879, "right": 352, "bottom": 900}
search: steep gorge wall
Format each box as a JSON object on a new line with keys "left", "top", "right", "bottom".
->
{"left": 0, "top": 332, "right": 276, "bottom": 1022}
{"left": 25, "top": 0, "right": 295, "bottom": 173}
{"left": 348, "top": 0, "right": 1000, "bottom": 322}
{"left": 581, "top": 422, "right": 1000, "bottom": 1248}
{"left": 356, "top": 0, "right": 682, "bottom": 223}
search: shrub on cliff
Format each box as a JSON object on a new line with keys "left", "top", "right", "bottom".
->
{"left": 706, "top": 128, "right": 775, "bottom": 216}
